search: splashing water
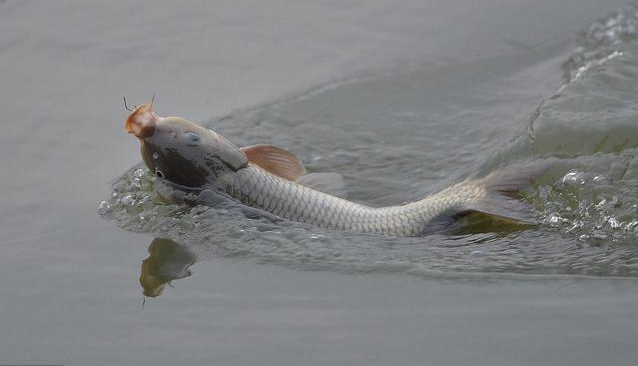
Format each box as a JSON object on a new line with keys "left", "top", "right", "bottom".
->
{"left": 563, "top": 3, "right": 638, "bottom": 82}
{"left": 101, "top": 4, "right": 638, "bottom": 278}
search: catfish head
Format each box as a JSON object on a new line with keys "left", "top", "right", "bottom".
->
{"left": 125, "top": 101, "right": 247, "bottom": 189}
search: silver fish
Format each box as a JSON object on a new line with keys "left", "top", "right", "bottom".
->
{"left": 125, "top": 102, "right": 542, "bottom": 237}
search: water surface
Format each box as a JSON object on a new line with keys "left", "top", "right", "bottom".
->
{"left": 104, "top": 7, "right": 638, "bottom": 277}
{"left": 2, "top": 1, "right": 638, "bottom": 365}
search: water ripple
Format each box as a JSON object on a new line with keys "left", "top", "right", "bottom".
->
{"left": 102, "top": 5, "right": 638, "bottom": 277}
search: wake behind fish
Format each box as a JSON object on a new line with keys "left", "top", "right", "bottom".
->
{"left": 101, "top": 3, "right": 638, "bottom": 278}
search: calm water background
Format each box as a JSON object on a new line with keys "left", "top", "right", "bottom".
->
{"left": 2, "top": 0, "right": 638, "bottom": 365}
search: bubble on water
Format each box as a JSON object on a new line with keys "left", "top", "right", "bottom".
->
{"left": 561, "top": 170, "right": 586, "bottom": 186}
{"left": 596, "top": 199, "right": 608, "bottom": 209}
{"left": 133, "top": 168, "right": 146, "bottom": 180}
{"left": 548, "top": 213, "right": 565, "bottom": 227}
{"left": 540, "top": 162, "right": 638, "bottom": 247}
{"left": 97, "top": 201, "right": 111, "bottom": 215}
{"left": 591, "top": 231, "right": 608, "bottom": 240}
{"left": 592, "top": 175, "right": 606, "bottom": 183}
{"left": 608, "top": 216, "right": 621, "bottom": 229}
{"left": 120, "top": 195, "right": 134, "bottom": 206}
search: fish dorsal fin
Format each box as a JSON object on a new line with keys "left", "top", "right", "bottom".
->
{"left": 240, "top": 144, "right": 306, "bottom": 181}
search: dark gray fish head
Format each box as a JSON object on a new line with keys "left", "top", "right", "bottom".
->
{"left": 125, "top": 102, "right": 248, "bottom": 189}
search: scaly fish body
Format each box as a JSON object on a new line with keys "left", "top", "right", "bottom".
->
{"left": 227, "top": 164, "right": 484, "bottom": 236}
{"left": 125, "top": 102, "right": 541, "bottom": 237}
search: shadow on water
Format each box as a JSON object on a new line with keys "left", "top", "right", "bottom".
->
{"left": 139, "top": 238, "right": 196, "bottom": 298}
{"left": 136, "top": 233, "right": 638, "bottom": 300}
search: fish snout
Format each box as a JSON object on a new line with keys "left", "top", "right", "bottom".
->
{"left": 125, "top": 103, "right": 158, "bottom": 139}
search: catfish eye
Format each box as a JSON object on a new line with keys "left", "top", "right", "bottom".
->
{"left": 155, "top": 170, "right": 165, "bottom": 178}
{"left": 183, "top": 131, "right": 201, "bottom": 144}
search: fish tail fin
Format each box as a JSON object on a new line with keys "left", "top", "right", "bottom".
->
{"left": 459, "top": 163, "right": 549, "bottom": 225}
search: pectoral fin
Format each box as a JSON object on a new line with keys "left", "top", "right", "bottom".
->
{"left": 241, "top": 144, "right": 347, "bottom": 197}
{"left": 241, "top": 144, "right": 306, "bottom": 181}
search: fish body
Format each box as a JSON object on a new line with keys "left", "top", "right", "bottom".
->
{"left": 125, "top": 102, "right": 541, "bottom": 237}
{"left": 228, "top": 164, "right": 486, "bottom": 236}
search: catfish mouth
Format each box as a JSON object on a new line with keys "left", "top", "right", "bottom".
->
{"left": 126, "top": 103, "right": 158, "bottom": 139}
{"left": 140, "top": 140, "right": 212, "bottom": 189}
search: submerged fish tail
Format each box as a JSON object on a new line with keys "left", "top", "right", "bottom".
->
{"left": 454, "top": 163, "right": 548, "bottom": 226}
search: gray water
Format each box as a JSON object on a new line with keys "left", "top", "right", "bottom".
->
{"left": 2, "top": 1, "right": 638, "bottom": 365}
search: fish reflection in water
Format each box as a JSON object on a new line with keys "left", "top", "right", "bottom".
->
{"left": 140, "top": 238, "right": 196, "bottom": 297}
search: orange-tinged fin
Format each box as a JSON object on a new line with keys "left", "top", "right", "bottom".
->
{"left": 240, "top": 144, "right": 306, "bottom": 181}
{"left": 460, "top": 162, "right": 550, "bottom": 225}
{"left": 240, "top": 144, "right": 347, "bottom": 196}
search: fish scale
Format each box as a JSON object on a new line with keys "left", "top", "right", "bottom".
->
{"left": 227, "top": 163, "right": 489, "bottom": 236}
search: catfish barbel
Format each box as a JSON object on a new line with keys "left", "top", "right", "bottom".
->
{"left": 125, "top": 101, "right": 543, "bottom": 237}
